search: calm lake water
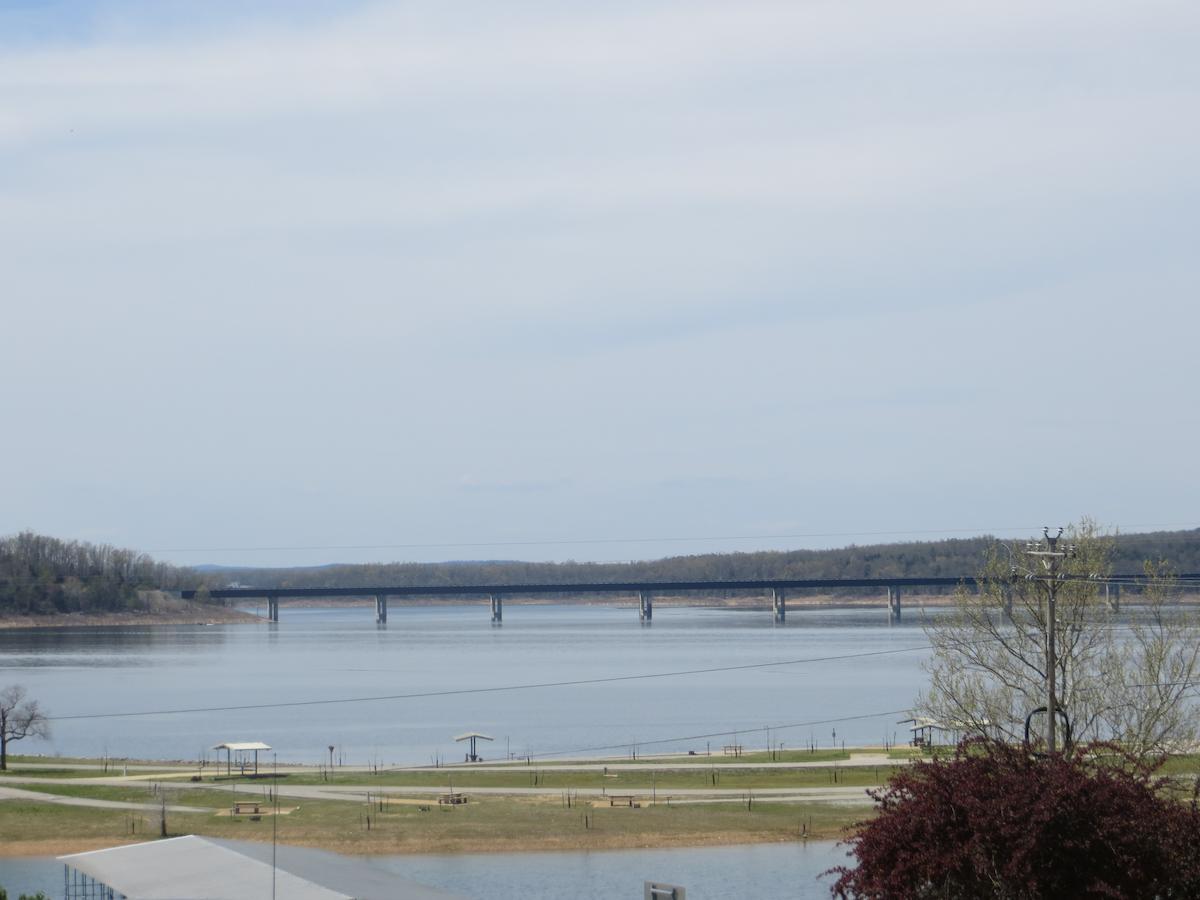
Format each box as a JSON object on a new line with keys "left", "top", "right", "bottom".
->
{"left": 0, "top": 840, "right": 851, "bottom": 899}
{"left": 0, "top": 604, "right": 932, "bottom": 764}
{"left": 0, "top": 604, "right": 920, "bottom": 898}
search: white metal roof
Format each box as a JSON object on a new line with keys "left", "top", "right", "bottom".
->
{"left": 212, "top": 742, "right": 272, "bottom": 752}
{"left": 59, "top": 835, "right": 351, "bottom": 900}
{"left": 453, "top": 732, "right": 494, "bottom": 742}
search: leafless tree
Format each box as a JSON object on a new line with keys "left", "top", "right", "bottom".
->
{"left": 0, "top": 684, "right": 50, "bottom": 770}
{"left": 917, "top": 521, "right": 1200, "bottom": 758}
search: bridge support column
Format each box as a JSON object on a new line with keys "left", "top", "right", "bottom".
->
{"left": 1003, "top": 586, "right": 1013, "bottom": 620}
{"left": 772, "top": 588, "right": 786, "bottom": 624}
{"left": 887, "top": 587, "right": 901, "bottom": 622}
{"left": 267, "top": 597, "right": 279, "bottom": 622}
{"left": 639, "top": 592, "right": 652, "bottom": 624}
{"left": 1106, "top": 583, "right": 1121, "bottom": 613}
{"left": 491, "top": 594, "right": 503, "bottom": 625}
{"left": 376, "top": 594, "right": 388, "bottom": 624}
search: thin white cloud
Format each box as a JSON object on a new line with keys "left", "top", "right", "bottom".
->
{"left": 2, "top": 0, "right": 1195, "bottom": 148}
{"left": 1, "top": 0, "right": 1198, "bottom": 561}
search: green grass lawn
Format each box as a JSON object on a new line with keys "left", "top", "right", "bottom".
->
{"left": 0, "top": 791, "right": 871, "bottom": 853}
{"left": 526, "top": 748, "right": 854, "bottom": 766}
{"left": 236, "top": 763, "right": 896, "bottom": 792}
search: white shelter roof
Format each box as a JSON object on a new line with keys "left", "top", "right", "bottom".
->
{"left": 213, "top": 742, "right": 272, "bottom": 751}
{"left": 453, "top": 732, "right": 494, "bottom": 742}
{"left": 59, "top": 835, "right": 350, "bottom": 900}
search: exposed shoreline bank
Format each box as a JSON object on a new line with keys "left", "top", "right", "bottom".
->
{"left": 6, "top": 591, "right": 1197, "bottom": 628}
{"left": 0, "top": 605, "right": 262, "bottom": 629}
{"left": 0, "top": 592, "right": 954, "bottom": 627}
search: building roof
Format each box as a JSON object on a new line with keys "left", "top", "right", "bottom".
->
{"left": 213, "top": 742, "right": 272, "bottom": 752}
{"left": 59, "top": 835, "right": 465, "bottom": 900}
{"left": 59, "top": 835, "right": 351, "bottom": 900}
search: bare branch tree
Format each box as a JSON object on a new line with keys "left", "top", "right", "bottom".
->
{"left": 917, "top": 520, "right": 1200, "bottom": 758}
{"left": 0, "top": 684, "right": 50, "bottom": 770}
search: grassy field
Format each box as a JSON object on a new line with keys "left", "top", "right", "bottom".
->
{"left": 527, "top": 748, "right": 855, "bottom": 765}
{"left": 9, "top": 747, "right": 1195, "bottom": 857}
{"left": 0, "top": 789, "right": 870, "bottom": 856}
{"left": 0, "top": 765, "right": 183, "bottom": 780}
{"left": 263, "top": 764, "right": 896, "bottom": 792}
{"left": 0, "top": 750, "right": 888, "bottom": 855}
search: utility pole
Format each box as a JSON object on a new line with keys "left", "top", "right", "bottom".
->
{"left": 1022, "top": 527, "right": 1075, "bottom": 753}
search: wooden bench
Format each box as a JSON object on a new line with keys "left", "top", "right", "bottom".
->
{"left": 232, "top": 801, "right": 261, "bottom": 815}
{"left": 438, "top": 792, "right": 468, "bottom": 805}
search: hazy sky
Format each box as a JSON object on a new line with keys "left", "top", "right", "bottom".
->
{"left": 3, "top": 0, "right": 1198, "bottom": 567}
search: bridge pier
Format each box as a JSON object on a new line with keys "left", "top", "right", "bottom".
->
{"left": 1002, "top": 586, "right": 1013, "bottom": 620}
{"left": 639, "top": 591, "right": 652, "bottom": 624}
{"left": 375, "top": 594, "right": 388, "bottom": 624}
{"left": 1106, "top": 583, "right": 1121, "bottom": 613}
{"left": 491, "top": 594, "right": 503, "bottom": 625}
{"left": 267, "top": 596, "right": 279, "bottom": 622}
{"left": 772, "top": 588, "right": 786, "bottom": 624}
{"left": 887, "top": 587, "right": 901, "bottom": 622}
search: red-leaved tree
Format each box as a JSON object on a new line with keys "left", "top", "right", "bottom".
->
{"left": 830, "top": 741, "right": 1200, "bottom": 899}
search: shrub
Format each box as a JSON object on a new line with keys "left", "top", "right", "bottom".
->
{"left": 830, "top": 741, "right": 1200, "bottom": 899}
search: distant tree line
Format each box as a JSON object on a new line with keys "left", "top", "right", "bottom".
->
{"left": 215, "top": 528, "right": 1200, "bottom": 599}
{"left": 4, "top": 527, "right": 1197, "bottom": 615}
{"left": 0, "top": 532, "right": 207, "bottom": 615}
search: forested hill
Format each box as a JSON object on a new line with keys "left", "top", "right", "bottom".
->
{"left": 0, "top": 532, "right": 205, "bottom": 615}
{"left": 5, "top": 528, "right": 1199, "bottom": 616}
{"left": 214, "top": 528, "right": 1200, "bottom": 593}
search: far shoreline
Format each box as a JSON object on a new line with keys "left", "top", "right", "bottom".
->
{"left": 6, "top": 592, "right": 1196, "bottom": 629}
{"left": 0, "top": 592, "right": 959, "bottom": 628}
{"left": 0, "top": 605, "right": 262, "bottom": 629}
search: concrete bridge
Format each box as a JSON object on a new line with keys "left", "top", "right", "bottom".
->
{"left": 181, "top": 573, "right": 1188, "bottom": 625}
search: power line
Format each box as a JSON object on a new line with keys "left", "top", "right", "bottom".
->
{"left": 45, "top": 644, "right": 932, "bottom": 723}
{"left": 519, "top": 675, "right": 1200, "bottom": 764}
{"left": 437, "top": 709, "right": 915, "bottom": 764}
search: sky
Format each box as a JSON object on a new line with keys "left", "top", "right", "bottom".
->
{"left": 2, "top": 0, "right": 1199, "bottom": 568}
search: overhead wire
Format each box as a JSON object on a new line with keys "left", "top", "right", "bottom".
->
{"left": 407, "top": 708, "right": 916, "bottom": 766}
{"left": 44, "top": 643, "right": 933, "bottom": 723}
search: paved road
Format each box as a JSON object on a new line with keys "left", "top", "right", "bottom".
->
{"left": 0, "top": 755, "right": 891, "bottom": 811}
{"left": 0, "top": 776, "right": 875, "bottom": 808}
{"left": 0, "top": 784, "right": 206, "bottom": 814}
